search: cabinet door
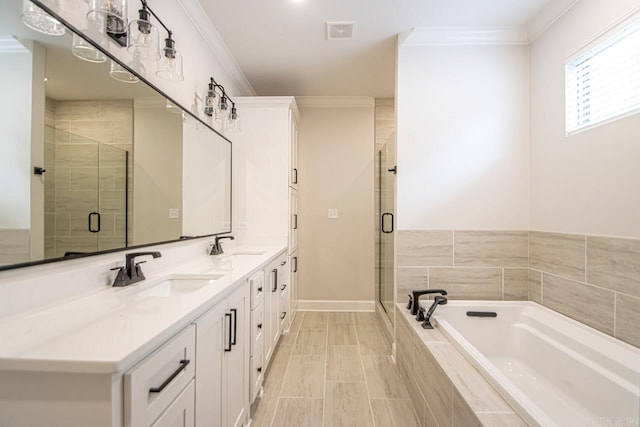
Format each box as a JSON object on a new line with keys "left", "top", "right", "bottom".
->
{"left": 264, "top": 264, "right": 276, "bottom": 366}
{"left": 226, "top": 285, "right": 250, "bottom": 427}
{"left": 194, "top": 301, "right": 227, "bottom": 427}
{"left": 270, "top": 261, "right": 283, "bottom": 353}
{"left": 151, "top": 380, "right": 195, "bottom": 427}
{"left": 289, "top": 252, "right": 298, "bottom": 314}
{"left": 289, "top": 188, "right": 298, "bottom": 254}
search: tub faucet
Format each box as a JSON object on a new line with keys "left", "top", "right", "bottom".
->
{"left": 209, "top": 235, "right": 234, "bottom": 255}
{"left": 409, "top": 289, "right": 448, "bottom": 316}
{"left": 111, "top": 251, "right": 162, "bottom": 287}
{"left": 422, "top": 296, "right": 448, "bottom": 329}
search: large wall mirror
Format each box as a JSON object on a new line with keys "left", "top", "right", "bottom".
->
{"left": 0, "top": 2, "right": 231, "bottom": 269}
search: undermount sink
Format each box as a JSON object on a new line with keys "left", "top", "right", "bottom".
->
{"left": 135, "top": 274, "right": 225, "bottom": 297}
{"left": 230, "top": 250, "right": 266, "bottom": 256}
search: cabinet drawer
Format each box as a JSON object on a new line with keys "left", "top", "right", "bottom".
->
{"left": 250, "top": 301, "right": 265, "bottom": 356}
{"left": 151, "top": 379, "right": 195, "bottom": 427}
{"left": 249, "top": 270, "right": 265, "bottom": 309}
{"left": 125, "top": 325, "right": 196, "bottom": 427}
{"left": 250, "top": 345, "right": 264, "bottom": 403}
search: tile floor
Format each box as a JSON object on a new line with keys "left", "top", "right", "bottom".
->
{"left": 251, "top": 311, "right": 421, "bottom": 427}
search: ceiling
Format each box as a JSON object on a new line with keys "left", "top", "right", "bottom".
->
{"left": 202, "top": 0, "right": 555, "bottom": 97}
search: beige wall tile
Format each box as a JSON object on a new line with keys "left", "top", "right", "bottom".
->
{"left": 97, "top": 237, "right": 125, "bottom": 251}
{"left": 99, "top": 191, "right": 126, "bottom": 213}
{"left": 587, "top": 236, "right": 640, "bottom": 298}
{"left": 55, "top": 190, "right": 98, "bottom": 214}
{"left": 429, "top": 267, "right": 502, "bottom": 300}
{"left": 280, "top": 354, "right": 324, "bottom": 397}
{"left": 0, "top": 229, "right": 30, "bottom": 265}
{"left": 324, "top": 382, "right": 374, "bottom": 426}
{"left": 615, "top": 294, "right": 640, "bottom": 348}
{"left": 454, "top": 231, "right": 528, "bottom": 267}
{"left": 398, "top": 230, "right": 453, "bottom": 266}
{"left": 370, "top": 399, "right": 420, "bottom": 427}
{"left": 69, "top": 167, "right": 98, "bottom": 191}
{"left": 54, "top": 236, "right": 97, "bottom": 257}
{"left": 100, "top": 144, "right": 128, "bottom": 167}
{"left": 414, "top": 344, "right": 452, "bottom": 427}
{"left": 271, "top": 398, "right": 323, "bottom": 427}
{"left": 54, "top": 213, "right": 70, "bottom": 236}
{"left": 530, "top": 231, "right": 585, "bottom": 281}
{"left": 293, "top": 329, "right": 327, "bottom": 354}
{"left": 55, "top": 167, "right": 70, "bottom": 191}
{"left": 44, "top": 213, "right": 55, "bottom": 237}
{"left": 69, "top": 213, "right": 95, "bottom": 237}
{"left": 328, "top": 324, "right": 358, "bottom": 345}
{"left": 325, "top": 346, "right": 364, "bottom": 381}
{"left": 44, "top": 237, "right": 55, "bottom": 259}
{"left": 301, "top": 312, "right": 328, "bottom": 329}
{"left": 528, "top": 269, "right": 542, "bottom": 303}
{"left": 55, "top": 100, "right": 100, "bottom": 121}
{"left": 428, "top": 344, "right": 512, "bottom": 412}
{"left": 397, "top": 267, "right": 428, "bottom": 302}
{"left": 56, "top": 144, "right": 99, "bottom": 167}
{"left": 504, "top": 268, "right": 529, "bottom": 301}
{"left": 543, "top": 273, "right": 615, "bottom": 335}
{"left": 99, "top": 100, "right": 132, "bottom": 121}
{"left": 452, "top": 389, "right": 482, "bottom": 427}
{"left": 362, "top": 356, "right": 409, "bottom": 399}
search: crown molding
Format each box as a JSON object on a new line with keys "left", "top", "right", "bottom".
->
{"left": 176, "top": 0, "right": 256, "bottom": 96}
{"left": 527, "top": 0, "right": 580, "bottom": 42}
{"left": 0, "top": 36, "right": 29, "bottom": 53}
{"left": 401, "top": 27, "right": 529, "bottom": 46}
{"left": 295, "top": 96, "right": 375, "bottom": 108}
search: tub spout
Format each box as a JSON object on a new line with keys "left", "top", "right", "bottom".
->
{"left": 410, "top": 289, "right": 447, "bottom": 316}
{"left": 422, "top": 296, "right": 447, "bottom": 329}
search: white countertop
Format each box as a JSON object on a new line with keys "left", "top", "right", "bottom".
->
{"left": 0, "top": 245, "right": 286, "bottom": 374}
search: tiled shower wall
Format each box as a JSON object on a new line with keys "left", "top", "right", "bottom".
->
{"left": 397, "top": 230, "right": 640, "bottom": 348}
{"left": 44, "top": 99, "right": 132, "bottom": 258}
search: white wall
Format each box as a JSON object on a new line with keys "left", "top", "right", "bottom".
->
{"left": 297, "top": 98, "right": 375, "bottom": 303}
{"left": 0, "top": 48, "right": 32, "bottom": 229}
{"left": 396, "top": 43, "right": 530, "bottom": 230}
{"left": 530, "top": 0, "right": 640, "bottom": 238}
{"left": 133, "top": 100, "right": 183, "bottom": 244}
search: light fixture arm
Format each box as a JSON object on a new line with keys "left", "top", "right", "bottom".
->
{"left": 140, "top": 0, "right": 172, "bottom": 36}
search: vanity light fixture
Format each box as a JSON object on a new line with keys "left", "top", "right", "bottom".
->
{"left": 204, "top": 78, "right": 218, "bottom": 117}
{"left": 202, "top": 77, "right": 240, "bottom": 130}
{"left": 127, "top": 1, "right": 160, "bottom": 61}
{"left": 156, "top": 32, "right": 184, "bottom": 81}
{"left": 21, "top": 0, "right": 65, "bottom": 36}
{"left": 87, "top": 0, "right": 128, "bottom": 37}
{"left": 71, "top": 33, "right": 107, "bottom": 63}
{"left": 109, "top": 60, "right": 139, "bottom": 83}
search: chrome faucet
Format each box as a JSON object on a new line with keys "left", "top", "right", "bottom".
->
{"left": 209, "top": 235, "right": 234, "bottom": 255}
{"left": 421, "top": 296, "right": 448, "bottom": 329}
{"left": 111, "top": 251, "right": 162, "bottom": 287}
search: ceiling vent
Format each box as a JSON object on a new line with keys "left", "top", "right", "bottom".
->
{"left": 326, "top": 22, "right": 356, "bottom": 40}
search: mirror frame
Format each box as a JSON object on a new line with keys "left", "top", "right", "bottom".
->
{"left": 0, "top": 0, "right": 233, "bottom": 272}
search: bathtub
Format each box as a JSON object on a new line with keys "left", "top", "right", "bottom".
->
{"left": 428, "top": 301, "right": 640, "bottom": 427}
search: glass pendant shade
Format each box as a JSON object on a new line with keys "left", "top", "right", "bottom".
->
{"left": 204, "top": 80, "right": 217, "bottom": 117}
{"left": 156, "top": 36, "right": 184, "bottom": 81}
{"left": 87, "top": 0, "right": 127, "bottom": 34}
{"left": 21, "top": 0, "right": 65, "bottom": 36}
{"left": 215, "top": 97, "right": 229, "bottom": 123}
{"left": 71, "top": 33, "right": 107, "bottom": 63}
{"left": 109, "top": 60, "right": 139, "bottom": 83}
{"left": 225, "top": 107, "right": 240, "bottom": 131}
{"left": 127, "top": 9, "right": 160, "bottom": 61}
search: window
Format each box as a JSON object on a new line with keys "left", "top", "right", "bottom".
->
{"left": 565, "top": 19, "right": 640, "bottom": 134}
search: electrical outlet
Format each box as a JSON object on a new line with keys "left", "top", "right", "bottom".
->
{"left": 328, "top": 208, "right": 338, "bottom": 219}
{"left": 168, "top": 208, "right": 180, "bottom": 219}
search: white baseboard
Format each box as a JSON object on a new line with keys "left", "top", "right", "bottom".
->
{"left": 297, "top": 300, "right": 375, "bottom": 312}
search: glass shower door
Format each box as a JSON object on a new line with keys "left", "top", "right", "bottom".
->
{"left": 377, "top": 135, "right": 396, "bottom": 319}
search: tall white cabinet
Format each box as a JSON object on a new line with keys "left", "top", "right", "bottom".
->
{"left": 233, "top": 97, "right": 300, "bottom": 399}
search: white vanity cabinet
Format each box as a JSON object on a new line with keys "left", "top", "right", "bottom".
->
{"left": 248, "top": 271, "right": 265, "bottom": 402}
{"left": 194, "top": 283, "right": 250, "bottom": 427}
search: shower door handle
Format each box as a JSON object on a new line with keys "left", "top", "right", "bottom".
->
{"left": 88, "top": 212, "right": 101, "bottom": 233}
{"left": 381, "top": 213, "right": 394, "bottom": 234}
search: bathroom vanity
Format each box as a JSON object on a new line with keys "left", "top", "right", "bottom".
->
{"left": 0, "top": 245, "right": 290, "bottom": 427}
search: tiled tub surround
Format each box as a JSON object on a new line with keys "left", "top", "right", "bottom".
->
{"left": 396, "top": 304, "right": 527, "bottom": 427}
{"left": 397, "top": 230, "right": 640, "bottom": 348}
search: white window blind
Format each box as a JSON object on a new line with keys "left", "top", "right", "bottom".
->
{"left": 565, "top": 20, "right": 640, "bottom": 134}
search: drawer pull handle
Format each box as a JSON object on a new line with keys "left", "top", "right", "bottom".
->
{"left": 272, "top": 269, "right": 278, "bottom": 292}
{"left": 225, "top": 312, "right": 232, "bottom": 352}
{"left": 257, "top": 323, "right": 263, "bottom": 329}
{"left": 281, "top": 284, "right": 287, "bottom": 291}
{"left": 231, "top": 308, "right": 238, "bottom": 346}
{"left": 257, "top": 366, "right": 262, "bottom": 373}
{"left": 149, "top": 359, "right": 190, "bottom": 393}
{"left": 257, "top": 286, "right": 263, "bottom": 292}
{"left": 280, "top": 312, "right": 287, "bottom": 320}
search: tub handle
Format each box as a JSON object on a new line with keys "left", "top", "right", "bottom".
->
{"left": 467, "top": 311, "right": 497, "bottom": 318}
